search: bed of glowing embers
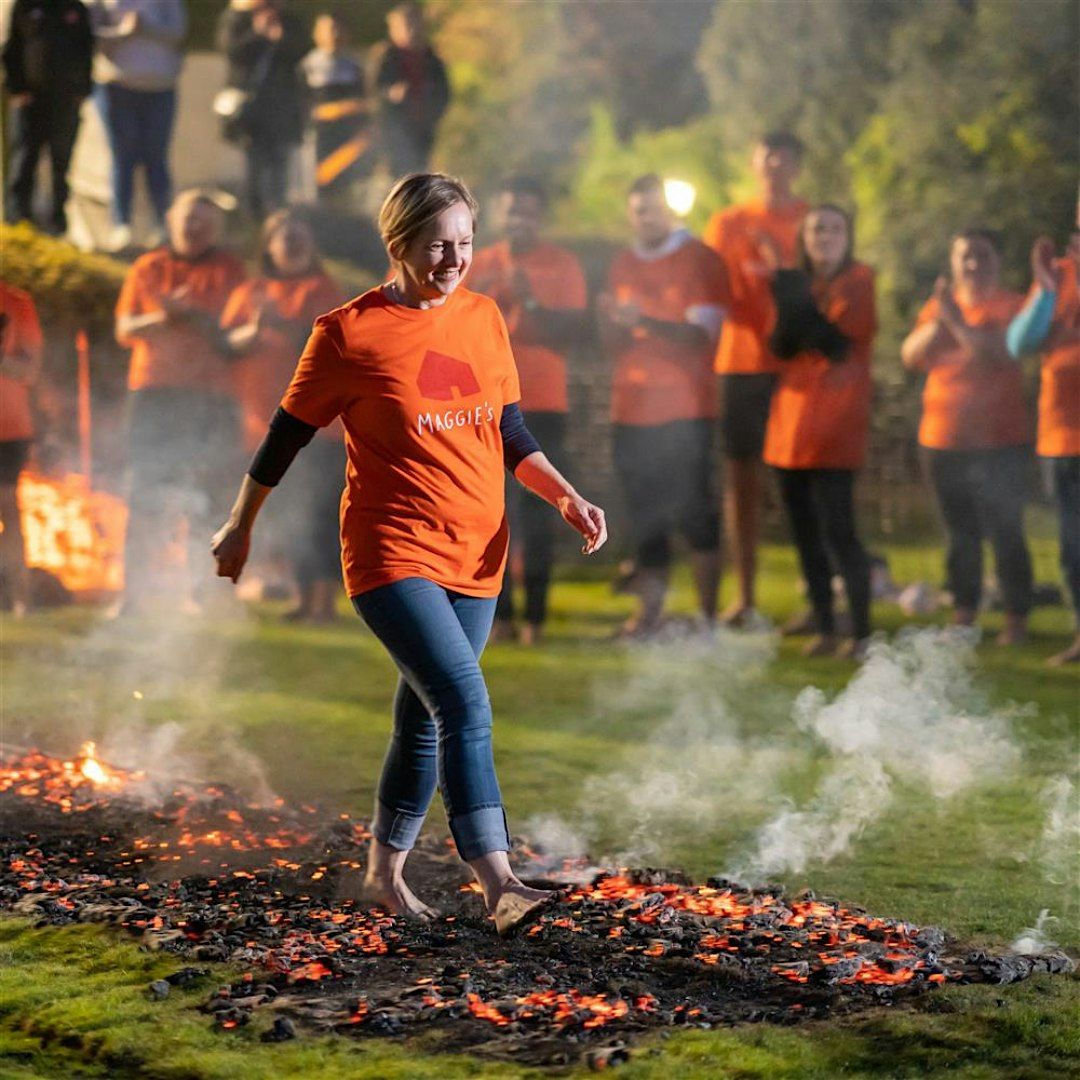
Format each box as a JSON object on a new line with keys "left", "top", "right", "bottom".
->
{"left": 1, "top": 745, "right": 1072, "bottom": 1068}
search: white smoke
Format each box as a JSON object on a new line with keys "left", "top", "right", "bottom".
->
{"left": 727, "top": 629, "right": 1021, "bottom": 880}
{"left": 528, "top": 627, "right": 1028, "bottom": 887}
{"left": 1036, "top": 775, "right": 1079, "bottom": 886}
{"left": 1010, "top": 909, "right": 1060, "bottom": 955}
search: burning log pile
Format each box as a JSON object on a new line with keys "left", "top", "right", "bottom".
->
{"left": 1, "top": 744, "right": 1072, "bottom": 1068}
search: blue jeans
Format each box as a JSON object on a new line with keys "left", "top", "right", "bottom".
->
{"left": 352, "top": 578, "right": 509, "bottom": 861}
{"left": 94, "top": 83, "right": 176, "bottom": 227}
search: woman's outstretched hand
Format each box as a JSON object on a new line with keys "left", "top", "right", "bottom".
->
{"left": 211, "top": 519, "right": 251, "bottom": 582}
{"left": 557, "top": 494, "right": 608, "bottom": 555}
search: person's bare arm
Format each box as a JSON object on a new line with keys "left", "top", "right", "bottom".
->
{"left": 513, "top": 453, "right": 607, "bottom": 555}
{"left": 934, "top": 281, "right": 1013, "bottom": 365}
{"left": 211, "top": 475, "right": 273, "bottom": 582}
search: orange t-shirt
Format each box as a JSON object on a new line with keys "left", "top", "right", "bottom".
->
{"left": 116, "top": 247, "right": 247, "bottom": 394}
{"left": 1034, "top": 258, "right": 1080, "bottom": 458}
{"left": 764, "top": 263, "right": 877, "bottom": 471}
{"left": 468, "top": 240, "right": 586, "bottom": 414}
{"left": 704, "top": 198, "right": 808, "bottom": 375}
{"left": 0, "top": 283, "right": 42, "bottom": 443}
{"left": 280, "top": 286, "right": 521, "bottom": 598}
{"left": 607, "top": 234, "right": 726, "bottom": 426}
{"left": 913, "top": 287, "right": 1029, "bottom": 451}
{"left": 222, "top": 272, "right": 345, "bottom": 451}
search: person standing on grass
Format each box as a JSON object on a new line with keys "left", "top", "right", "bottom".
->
{"left": 370, "top": 2, "right": 449, "bottom": 177}
{"left": 703, "top": 132, "right": 808, "bottom": 630}
{"left": 0, "top": 283, "right": 43, "bottom": 617}
{"left": 763, "top": 206, "right": 877, "bottom": 661}
{"left": 211, "top": 173, "right": 607, "bottom": 934}
{"left": 599, "top": 174, "right": 726, "bottom": 638}
{"left": 216, "top": 0, "right": 307, "bottom": 220}
{"left": 901, "top": 229, "right": 1031, "bottom": 645}
{"left": 221, "top": 209, "right": 345, "bottom": 623}
{"left": 115, "top": 188, "right": 246, "bottom": 616}
{"left": 1007, "top": 221, "right": 1080, "bottom": 665}
{"left": 88, "top": 0, "right": 187, "bottom": 254}
{"left": 469, "top": 176, "right": 589, "bottom": 645}
{"left": 2, "top": 0, "right": 93, "bottom": 235}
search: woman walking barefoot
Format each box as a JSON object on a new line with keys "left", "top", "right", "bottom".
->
{"left": 212, "top": 173, "right": 607, "bottom": 934}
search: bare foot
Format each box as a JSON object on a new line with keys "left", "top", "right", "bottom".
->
{"left": 487, "top": 618, "right": 515, "bottom": 644}
{"left": 1047, "top": 635, "right": 1080, "bottom": 666}
{"left": 837, "top": 637, "right": 870, "bottom": 662}
{"left": 360, "top": 873, "right": 439, "bottom": 920}
{"left": 996, "top": 615, "right": 1028, "bottom": 647}
{"left": 780, "top": 609, "right": 816, "bottom": 636}
{"left": 720, "top": 603, "right": 757, "bottom": 629}
{"left": 802, "top": 634, "right": 838, "bottom": 658}
{"left": 518, "top": 622, "right": 541, "bottom": 647}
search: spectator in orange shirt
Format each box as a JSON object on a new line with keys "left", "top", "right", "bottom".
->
{"left": 212, "top": 174, "right": 607, "bottom": 932}
{"left": 901, "top": 229, "right": 1031, "bottom": 644}
{"left": 222, "top": 209, "right": 345, "bottom": 622}
{"left": 763, "top": 205, "right": 877, "bottom": 660}
{"left": 114, "top": 188, "right": 246, "bottom": 614}
{"left": 704, "top": 131, "right": 808, "bottom": 628}
{"left": 469, "top": 176, "right": 589, "bottom": 644}
{"left": 0, "top": 283, "right": 43, "bottom": 616}
{"left": 600, "top": 174, "right": 726, "bottom": 637}
{"left": 1007, "top": 217, "right": 1080, "bottom": 665}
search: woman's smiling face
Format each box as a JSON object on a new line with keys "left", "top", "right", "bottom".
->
{"left": 398, "top": 201, "right": 474, "bottom": 302}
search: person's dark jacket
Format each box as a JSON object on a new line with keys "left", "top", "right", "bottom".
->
{"left": 215, "top": 6, "right": 307, "bottom": 143}
{"left": 371, "top": 41, "right": 449, "bottom": 140}
{"left": 2, "top": 0, "right": 93, "bottom": 99}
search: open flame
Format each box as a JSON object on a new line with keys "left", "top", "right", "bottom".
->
{"left": 14, "top": 472, "right": 126, "bottom": 594}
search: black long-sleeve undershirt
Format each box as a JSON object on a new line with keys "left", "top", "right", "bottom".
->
{"left": 247, "top": 403, "right": 542, "bottom": 488}
{"left": 768, "top": 269, "right": 850, "bottom": 364}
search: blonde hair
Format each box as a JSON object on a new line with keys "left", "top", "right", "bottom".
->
{"left": 379, "top": 173, "right": 478, "bottom": 266}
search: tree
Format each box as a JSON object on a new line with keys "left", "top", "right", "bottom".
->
{"left": 696, "top": 0, "right": 907, "bottom": 200}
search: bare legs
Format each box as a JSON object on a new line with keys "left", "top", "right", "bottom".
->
{"left": 722, "top": 457, "right": 763, "bottom": 623}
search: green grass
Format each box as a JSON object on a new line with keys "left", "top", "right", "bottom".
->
{"left": 1, "top": 539, "right": 1077, "bottom": 1078}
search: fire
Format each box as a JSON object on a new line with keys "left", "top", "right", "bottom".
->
{"left": 78, "top": 742, "right": 116, "bottom": 788}
{"left": 14, "top": 471, "right": 126, "bottom": 594}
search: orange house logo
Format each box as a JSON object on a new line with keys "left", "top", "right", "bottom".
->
{"left": 417, "top": 350, "right": 481, "bottom": 400}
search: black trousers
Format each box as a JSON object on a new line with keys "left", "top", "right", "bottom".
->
{"left": 496, "top": 412, "right": 566, "bottom": 626}
{"left": 774, "top": 468, "right": 871, "bottom": 639}
{"left": 1050, "top": 456, "right": 1080, "bottom": 626}
{"left": 613, "top": 419, "right": 721, "bottom": 570}
{"left": 293, "top": 436, "right": 346, "bottom": 587}
{"left": 923, "top": 445, "right": 1034, "bottom": 616}
{"left": 5, "top": 95, "right": 82, "bottom": 228}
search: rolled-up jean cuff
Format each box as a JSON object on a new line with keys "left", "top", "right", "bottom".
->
{"left": 372, "top": 799, "right": 426, "bottom": 851}
{"left": 449, "top": 804, "right": 511, "bottom": 861}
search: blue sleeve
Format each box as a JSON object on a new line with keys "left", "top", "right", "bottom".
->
{"left": 499, "top": 402, "right": 541, "bottom": 472}
{"left": 1006, "top": 288, "right": 1057, "bottom": 359}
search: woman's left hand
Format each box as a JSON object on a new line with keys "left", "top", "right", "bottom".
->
{"left": 557, "top": 494, "right": 608, "bottom": 554}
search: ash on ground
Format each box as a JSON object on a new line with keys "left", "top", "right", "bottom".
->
{"left": 1, "top": 747, "right": 1072, "bottom": 1069}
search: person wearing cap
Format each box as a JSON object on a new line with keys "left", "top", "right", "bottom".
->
{"left": 115, "top": 188, "right": 246, "bottom": 615}
{"left": 212, "top": 173, "right": 607, "bottom": 933}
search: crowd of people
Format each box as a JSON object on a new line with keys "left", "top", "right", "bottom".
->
{"left": 0, "top": 5, "right": 1077, "bottom": 671}
{"left": 3, "top": 0, "right": 448, "bottom": 244}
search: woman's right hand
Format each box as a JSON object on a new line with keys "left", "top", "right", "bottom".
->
{"left": 211, "top": 519, "right": 251, "bottom": 583}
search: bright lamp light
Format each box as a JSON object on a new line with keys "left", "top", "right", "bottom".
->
{"left": 663, "top": 178, "right": 697, "bottom": 217}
